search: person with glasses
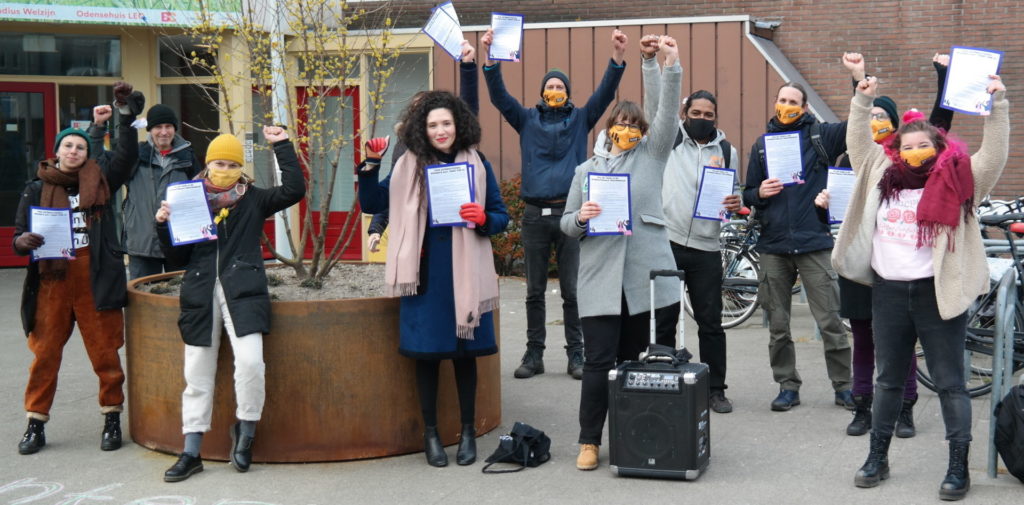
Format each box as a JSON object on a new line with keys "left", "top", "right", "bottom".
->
{"left": 560, "top": 34, "right": 681, "bottom": 471}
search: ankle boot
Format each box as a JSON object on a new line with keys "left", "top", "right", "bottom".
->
{"left": 423, "top": 426, "right": 448, "bottom": 467}
{"left": 456, "top": 423, "right": 477, "bottom": 465}
{"left": 18, "top": 419, "right": 46, "bottom": 455}
{"left": 895, "top": 397, "right": 917, "bottom": 438}
{"left": 854, "top": 432, "right": 891, "bottom": 487}
{"left": 101, "top": 412, "right": 122, "bottom": 451}
{"left": 939, "top": 441, "right": 970, "bottom": 501}
{"left": 846, "top": 395, "right": 872, "bottom": 436}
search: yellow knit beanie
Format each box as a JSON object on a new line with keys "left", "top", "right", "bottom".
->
{"left": 206, "top": 134, "right": 244, "bottom": 166}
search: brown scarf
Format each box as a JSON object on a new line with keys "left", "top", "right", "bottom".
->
{"left": 36, "top": 158, "right": 110, "bottom": 278}
{"left": 385, "top": 149, "right": 499, "bottom": 339}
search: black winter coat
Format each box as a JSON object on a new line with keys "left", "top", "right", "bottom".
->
{"left": 156, "top": 140, "right": 305, "bottom": 346}
{"left": 13, "top": 120, "right": 139, "bottom": 336}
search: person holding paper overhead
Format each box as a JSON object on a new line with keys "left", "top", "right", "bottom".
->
{"left": 12, "top": 83, "right": 144, "bottom": 455}
{"left": 742, "top": 78, "right": 854, "bottom": 413}
{"left": 357, "top": 91, "right": 509, "bottom": 468}
{"left": 155, "top": 126, "right": 305, "bottom": 482}
{"left": 560, "top": 34, "right": 681, "bottom": 471}
{"left": 838, "top": 73, "right": 1008, "bottom": 500}
{"left": 653, "top": 87, "right": 741, "bottom": 414}
{"left": 481, "top": 27, "right": 628, "bottom": 382}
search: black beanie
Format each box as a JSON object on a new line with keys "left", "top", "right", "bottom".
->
{"left": 146, "top": 104, "right": 178, "bottom": 131}
{"left": 540, "top": 69, "right": 571, "bottom": 98}
{"left": 872, "top": 96, "right": 900, "bottom": 129}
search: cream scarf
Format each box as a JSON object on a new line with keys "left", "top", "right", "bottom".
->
{"left": 384, "top": 149, "right": 499, "bottom": 339}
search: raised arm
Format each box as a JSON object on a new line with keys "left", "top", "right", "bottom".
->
{"left": 459, "top": 40, "right": 479, "bottom": 116}
{"left": 259, "top": 126, "right": 306, "bottom": 216}
{"left": 582, "top": 30, "right": 628, "bottom": 129}
{"left": 929, "top": 54, "right": 954, "bottom": 132}
{"left": 101, "top": 83, "right": 145, "bottom": 191}
{"left": 970, "top": 78, "right": 1009, "bottom": 200}
{"left": 481, "top": 29, "right": 529, "bottom": 132}
{"left": 847, "top": 78, "right": 885, "bottom": 173}
{"left": 639, "top": 35, "right": 660, "bottom": 123}
{"left": 645, "top": 37, "right": 682, "bottom": 161}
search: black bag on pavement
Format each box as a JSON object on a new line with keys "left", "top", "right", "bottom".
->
{"left": 481, "top": 422, "right": 551, "bottom": 473}
{"left": 994, "top": 384, "right": 1024, "bottom": 483}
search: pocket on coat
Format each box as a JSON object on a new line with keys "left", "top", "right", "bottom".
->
{"left": 221, "top": 259, "right": 269, "bottom": 300}
{"left": 640, "top": 214, "right": 667, "bottom": 227}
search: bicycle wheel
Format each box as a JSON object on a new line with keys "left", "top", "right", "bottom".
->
{"left": 915, "top": 338, "right": 998, "bottom": 398}
{"left": 720, "top": 247, "right": 760, "bottom": 329}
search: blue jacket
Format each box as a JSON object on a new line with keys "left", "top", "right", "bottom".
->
{"left": 482, "top": 59, "right": 625, "bottom": 204}
{"left": 742, "top": 115, "right": 847, "bottom": 255}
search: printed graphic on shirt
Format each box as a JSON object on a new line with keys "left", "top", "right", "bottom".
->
{"left": 708, "top": 155, "right": 724, "bottom": 168}
{"left": 68, "top": 194, "right": 89, "bottom": 249}
{"left": 875, "top": 188, "right": 923, "bottom": 246}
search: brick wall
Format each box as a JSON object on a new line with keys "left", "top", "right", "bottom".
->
{"left": 386, "top": 1, "right": 1023, "bottom": 198}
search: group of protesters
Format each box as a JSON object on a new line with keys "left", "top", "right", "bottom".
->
{"left": 11, "top": 25, "right": 1010, "bottom": 501}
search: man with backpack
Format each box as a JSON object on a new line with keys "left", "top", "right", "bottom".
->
{"left": 742, "top": 82, "right": 853, "bottom": 412}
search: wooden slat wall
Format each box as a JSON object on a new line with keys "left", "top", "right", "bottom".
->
{"left": 433, "top": 21, "right": 789, "bottom": 182}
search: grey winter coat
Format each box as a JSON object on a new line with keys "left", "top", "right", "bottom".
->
{"left": 561, "top": 57, "right": 682, "bottom": 318}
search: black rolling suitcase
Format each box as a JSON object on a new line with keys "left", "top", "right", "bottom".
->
{"left": 607, "top": 269, "right": 711, "bottom": 480}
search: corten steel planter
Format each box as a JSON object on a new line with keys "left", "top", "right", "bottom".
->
{"left": 125, "top": 271, "right": 501, "bottom": 462}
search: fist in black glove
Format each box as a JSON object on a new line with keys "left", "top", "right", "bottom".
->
{"left": 14, "top": 232, "right": 44, "bottom": 254}
{"left": 125, "top": 91, "right": 146, "bottom": 117}
{"left": 112, "top": 81, "right": 133, "bottom": 107}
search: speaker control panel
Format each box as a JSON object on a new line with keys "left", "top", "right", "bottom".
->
{"left": 623, "top": 371, "right": 680, "bottom": 391}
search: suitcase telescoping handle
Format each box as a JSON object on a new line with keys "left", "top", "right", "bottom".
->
{"left": 649, "top": 269, "right": 685, "bottom": 348}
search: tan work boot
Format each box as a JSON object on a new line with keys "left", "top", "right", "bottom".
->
{"left": 576, "top": 443, "right": 599, "bottom": 470}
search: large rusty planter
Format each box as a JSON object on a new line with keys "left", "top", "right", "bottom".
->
{"left": 125, "top": 271, "right": 501, "bottom": 462}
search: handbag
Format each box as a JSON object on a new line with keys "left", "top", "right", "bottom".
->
{"left": 481, "top": 421, "right": 551, "bottom": 473}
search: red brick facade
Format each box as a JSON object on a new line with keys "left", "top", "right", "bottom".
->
{"left": 390, "top": 1, "right": 1023, "bottom": 198}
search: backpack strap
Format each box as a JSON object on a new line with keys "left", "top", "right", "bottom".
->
{"left": 808, "top": 121, "right": 832, "bottom": 170}
{"left": 720, "top": 139, "right": 731, "bottom": 169}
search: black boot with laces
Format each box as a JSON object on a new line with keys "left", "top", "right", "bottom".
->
{"left": 101, "top": 412, "right": 122, "bottom": 451}
{"left": 939, "top": 441, "right": 970, "bottom": 501}
{"left": 854, "top": 432, "right": 891, "bottom": 487}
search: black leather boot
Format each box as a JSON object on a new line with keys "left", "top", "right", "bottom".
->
{"left": 939, "top": 441, "right": 970, "bottom": 501}
{"left": 164, "top": 453, "right": 204, "bottom": 482}
{"left": 423, "top": 426, "right": 448, "bottom": 467}
{"left": 846, "top": 395, "right": 872, "bottom": 436}
{"left": 101, "top": 412, "right": 122, "bottom": 451}
{"left": 229, "top": 422, "right": 255, "bottom": 472}
{"left": 854, "top": 432, "right": 891, "bottom": 487}
{"left": 456, "top": 423, "right": 477, "bottom": 465}
{"left": 895, "top": 397, "right": 917, "bottom": 438}
{"left": 18, "top": 419, "right": 46, "bottom": 455}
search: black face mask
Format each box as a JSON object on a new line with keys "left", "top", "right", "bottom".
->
{"left": 683, "top": 118, "right": 716, "bottom": 142}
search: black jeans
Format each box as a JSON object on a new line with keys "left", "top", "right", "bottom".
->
{"left": 578, "top": 295, "right": 650, "bottom": 445}
{"left": 871, "top": 276, "right": 971, "bottom": 442}
{"left": 522, "top": 204, "right": 582, "bottom": 355}
{"left": 129, "top": 255, "right": 171, "bottom": 280}
{"left": 655, "top": 242, "right": 727, "bottom": 392}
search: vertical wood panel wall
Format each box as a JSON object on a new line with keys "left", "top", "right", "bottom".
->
{"left": 434, "top": 20, "right": 787, "bottom": 182}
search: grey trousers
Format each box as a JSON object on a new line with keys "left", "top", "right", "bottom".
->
{"left": 758, "top": 250, "right": 851, "bottom": 392}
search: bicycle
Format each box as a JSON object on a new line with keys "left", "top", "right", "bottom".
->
{"left": 915, "top": 212, "right": 1024, "bottom": 397}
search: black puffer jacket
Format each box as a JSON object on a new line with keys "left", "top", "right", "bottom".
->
{"left": 156, "top": 140, "right": 305, "bottom": 346}
{"left": 13, "top": 120, "right": 138, "bottom": 336}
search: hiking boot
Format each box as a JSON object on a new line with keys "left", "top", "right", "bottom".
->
{"left": 709, "top": 390, "right": 734, "bottom": 413}
{"left": 835, "top": 390, "right": 856, "bottom": 410}
{"left": 895, "top": 397, "right": 917, "bottom": 438}
{"left": 576, "top": 444, "right": 599, "bottom": 470}
{"left": 770, "top": 389, "right": 800, "bottom": 411}
{"left": 567, "top": 350, "right": 584, "bottom": 380}
{"left": 18, "top": 419, "right": 45, "bottom": 455}
{"left": 854, "top": 432, "right": 892, "bottom": 487}
{"left": 514, "top": 349, "right": 544, "bottom": 379}
{"left": 939, "top": 441, "right": 970, "bottom": 500}
{"left": 847, "top": 395, "right": 872, "bottom": 436}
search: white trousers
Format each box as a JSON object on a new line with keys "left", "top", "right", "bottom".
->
{"left": 181, "top": 280, "right": 265, "bottom": 433}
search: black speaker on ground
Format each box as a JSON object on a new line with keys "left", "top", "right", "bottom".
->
{"left": 607, "top": 360, "right": 710, "bottom": 479}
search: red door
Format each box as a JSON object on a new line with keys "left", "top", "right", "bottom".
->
{"left": 295, "top": 86, "right": 362, "bottom": 261}
{"left": 0, "top": 82, "right": 57, "bottom": 267}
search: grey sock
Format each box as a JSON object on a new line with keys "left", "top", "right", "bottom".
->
{"left": 239, "top": 420, "right": 257, "bottom": 438}
{"left": 183, "top": 432, "right": 203, "bottom": 456}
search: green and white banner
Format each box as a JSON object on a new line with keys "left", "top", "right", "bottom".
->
{"left": 0, "top": 0, "right": 239, "bottom": 27}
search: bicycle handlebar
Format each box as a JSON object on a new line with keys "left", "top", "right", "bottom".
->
{"left": 979, "top": 213, "right": 1024, "bottom": 227}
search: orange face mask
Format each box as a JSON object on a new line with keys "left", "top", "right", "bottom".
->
{"left": 775, "top": 103, "right": 804, "bottom": 125}
{"left": 542, "top": 89, "right": 568, "bottom": 108}
{"left": 899, "top": 147, "right": 937, "bottom": 168}
{"left": 608, "top": 124, "right": 641, "bottom": 151}
{"left": 871, "top": 119, "right": 895, "bottom": 143}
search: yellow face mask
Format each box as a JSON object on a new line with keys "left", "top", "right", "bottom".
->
{"left": 542, "top": 89, "right": 568, "bottom": 108}
{"left": 608, "top": 124, "right": 641, "bottom": 151}
{"left": 871, "top": 119, "right": 895, "bottom": 143}
{"left": 208, "top": 168, "right": 243, "bottom": 188}
{"left": 899, "top": 147, "right": 937, "bottom": 168}
{"left": 774, "top": 103, "right": 804, "bottom": 125}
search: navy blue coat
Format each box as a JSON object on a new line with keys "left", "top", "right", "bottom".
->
{"left": 482, "top": 59, "right": 624, "bottom": 204}
{"left": 357, "top": 152, "right": 509, "bottom": 359}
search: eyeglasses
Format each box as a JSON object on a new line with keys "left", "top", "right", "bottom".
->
{"left": 614, "top": 122, "right": 641, "bottom": 133}
{"left": 870, "top": 112, "right": 890, "bottom": 121}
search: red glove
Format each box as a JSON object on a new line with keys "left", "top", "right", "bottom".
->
{"left": 364, "top": 136, "right": 390, "bottom": 160}
{"left": 459, "top": 202, "right": 486, "bottom": 226}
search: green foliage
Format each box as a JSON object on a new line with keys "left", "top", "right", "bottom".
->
{"left": 491, "top": 175, "right": 524, "bottom": 276}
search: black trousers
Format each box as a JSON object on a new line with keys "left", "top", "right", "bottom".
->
{"left": 655, "top": 243, "right": 727, "bottom": 391}
{"left": 577, "top": 295, "right": 650, "bottom": 445}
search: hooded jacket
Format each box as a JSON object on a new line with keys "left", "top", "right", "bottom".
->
{"left": 483, "top": 59, "right": 625, "bottom": 204}
{"left": 742, "top": 113, "right": 847, "bottom": 255}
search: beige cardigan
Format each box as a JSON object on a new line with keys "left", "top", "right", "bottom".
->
{"left": 832, "top": 90, "right": 1010, "bottom": 320}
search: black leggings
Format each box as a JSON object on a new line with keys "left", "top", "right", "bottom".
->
{"left": 415, "top": 358, "right": 477, "bottom": 426}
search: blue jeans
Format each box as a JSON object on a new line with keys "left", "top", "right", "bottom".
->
{"left": 522, "top": 204, "right": 582, "bottom": 355}
{"left": 871, "top": 275, "right": 971, "bottom": 442}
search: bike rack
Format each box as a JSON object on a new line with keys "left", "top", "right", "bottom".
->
{"left": 987, "top": 267, "right": 1017, "bottom": 478}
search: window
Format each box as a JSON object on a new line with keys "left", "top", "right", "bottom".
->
{"left": 0, "top": 33, "right": 121, "bottom": 76}
{"left": 367, "top": 52, "right": 429, "bottom": 173}
{"left": 159, "top": 84, "right": 220, "bottom": 161}
{"left": 158, "top": 35, "right": 215, "bottom": 78}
